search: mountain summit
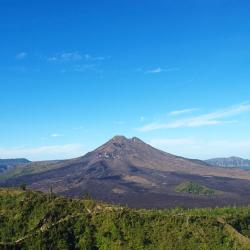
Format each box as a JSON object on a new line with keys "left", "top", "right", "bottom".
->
{"left": 86, "top": 136, "right": 250, "bottom": 177}
{"left": 1, "top": 136, "right": 250, "bottom": 208}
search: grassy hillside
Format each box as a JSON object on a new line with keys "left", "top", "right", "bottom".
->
{"left": 0, "top": 160, "right": 63, "bottom": 181}
{"left": 0, "top": 158, "right": 30, "bottom": 173}
{"left": 175, "top": 181, "right": 221, "bottom": 196}
{"left": 1, "top": 188, "right": 250, "bottom": 249}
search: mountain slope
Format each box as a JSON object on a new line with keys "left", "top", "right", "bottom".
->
{"left": 1, "top": 136, "right": 250, "bottom": 208}
{"left": 0, "top": 158, "right": 30, "bottom": 173}
{"left": 206, "top": 157, "right": 250, "bottom": 169}
{"left": 1, "top": 188, "right": 250, "bottom": 250}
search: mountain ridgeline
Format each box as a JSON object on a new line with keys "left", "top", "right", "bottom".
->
{"left": 206, "top": 157, "right": 250, "bottom": 169}
{"left": 1, "top": 136, "right": 250, "bottom": 208}
{"left": 0, "top": 158, "right": 30, "bottom": 173}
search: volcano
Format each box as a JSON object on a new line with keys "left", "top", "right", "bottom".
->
{"left": 1, "top": 136, "right": 250, "bottom": 208}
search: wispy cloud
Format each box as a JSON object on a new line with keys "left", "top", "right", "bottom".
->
{"left": 149, "top": 137, "right": 250, "bottom": 159}
{"left": 169, "top": 108, "right": 197, "bottom": 116}
{"left": 140, "top": 116, "right": 145, "bottom": 122}
{"left": 84, "top": 54, "right": 106, "bottom": 61}
{"left": 72, "top": 126, "right": 89, "bottom": 133}
{"left": 50, "top": 133, "right": 63, "bottom": 138}
{"left": 146, "top": 67, "right": 180, "bottom": 74}
{"left": 45, "top": 52, "right": 107, "bottom": 73}
{"left": 150, "top": 138, "right": 195, "bottom": 147}
{"left": 74, "top": 64, "right": 101, "bottom": 73}
{"left": 73, "top": 126, "right": 84, "bottom": 130}
{"left": 0, "top": 144, "right": 84, "bottom": 161}
{"left": 114, "top": 120, "right": 125, "bottom": 125}
{"left": 46, "top": 52, "right": 107, "bottom": 63}
{"left": 138, "top": 103, "right": 250, "bottom": 132}
{"left": 146, "top": 68, "right": 164, "bottom": 74}
{"left": 16, "top": 52, "right": 27, "bottom": 60}
{"left": 47, "top": 52, "right": 82, "bottom": 62}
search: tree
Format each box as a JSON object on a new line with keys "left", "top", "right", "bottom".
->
{"left": 19, "top": 183, "right": 26, "bottom": 191}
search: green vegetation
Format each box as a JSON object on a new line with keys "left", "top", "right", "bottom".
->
{"left": 175, "top": 181, "right": 220, "bottom": 196}
{"left": 19, "top": 183, "right": 27, "bottom": 191}
{"left": 1, "top": 188, "right": 250, "bottom": 249}
{"left": 0, "top": 161, "right": 62, "bottom": 181}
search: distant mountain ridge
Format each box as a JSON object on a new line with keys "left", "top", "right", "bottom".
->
{"left": 206, "top": 157, "right": 250, "bottom": 169}
{"left": 0, "top": 158, "right": 30, "bottom": 173}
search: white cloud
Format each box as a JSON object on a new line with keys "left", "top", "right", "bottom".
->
{"left": 47, "top": 52, "right": 82, "bottom": 62}
{"left": 73, "top": 126, "right": 84, "bottom": 130}
{"left": 74, "top": 64, "right": 99, "bottom": 72}
{"left": 139, "top": 103, "right": 250, "bottom": 132}
{"left": 16, "top": 52, "right": 27, "bottom": 59}
{"left": 114, "top": 121, "right": 125, "bottom": 125}
{"left": 50, "top": 133, "right": 63, "bottom": 138}
{"left": 47, "top": 52, "right": 106, "bottom": 63}
{"left": 147, "top": 68, "right": 164, "bottom": 74}
{"left": 149, "top": 137, "right": 250, "bottom": 160}
{"left": 150, "top": 138, "right": 195, "bottom": 147}
{"left": 84, "top": 54, "right": 105, "bottom": 61}
{"left": 146, "top": 67, "right": 179, "bottom": 74}
{"left": 139, "top": 120, "right": 221, "bottom": 132}
{"left": 0, "top": 144, "right": 85, "bottom": 161}
{"left": 169, "top": 108, "right": 197, "bottom": 116}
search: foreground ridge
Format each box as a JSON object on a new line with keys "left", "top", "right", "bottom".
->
{"left": 1, "top": 188, "right": 250, "bottom": 249}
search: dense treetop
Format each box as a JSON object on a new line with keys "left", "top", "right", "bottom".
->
{"left": 0, "top": 188, "right": 250, "bottom": 250}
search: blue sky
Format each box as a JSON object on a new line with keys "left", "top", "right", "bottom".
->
{"left": 0, "top": 0, "right": 250, "bottom": 160}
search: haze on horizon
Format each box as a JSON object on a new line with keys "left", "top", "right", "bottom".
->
{"left": 0, "top": 0, "right": 250, "bottom": 161}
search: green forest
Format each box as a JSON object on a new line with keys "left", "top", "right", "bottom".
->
{"left": 1, "top": 188, "right": 250, "bottom": 250}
